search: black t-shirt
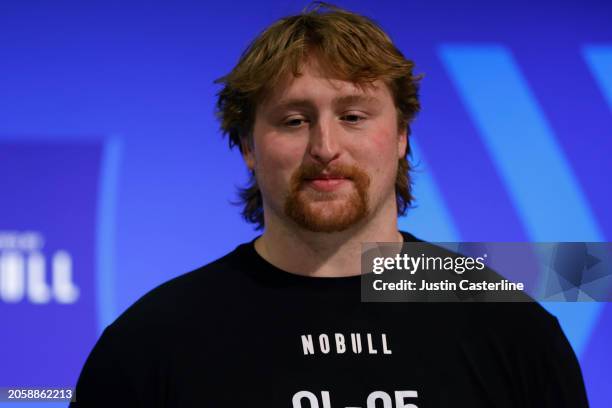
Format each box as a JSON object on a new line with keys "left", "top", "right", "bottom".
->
{"left": 70, "top": 231, "right": 589, "bottom": 407}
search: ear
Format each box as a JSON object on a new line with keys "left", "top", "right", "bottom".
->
{"left": 241, "top": 138, "right": 256, "bottom": 171}
{"left": 397, "top": 130, "right": 408, "bottom": 160}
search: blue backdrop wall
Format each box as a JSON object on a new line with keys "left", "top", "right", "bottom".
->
{"left": 1, "top": 0, "right": 611, "bottom": 406}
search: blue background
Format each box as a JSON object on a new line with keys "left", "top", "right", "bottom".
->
{"left": 0, "top": 0, "right": 611, "bottom": 406}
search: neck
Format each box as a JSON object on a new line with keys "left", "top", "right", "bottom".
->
{"left": 254, "top": 200, "right": 403, "bottom": 278}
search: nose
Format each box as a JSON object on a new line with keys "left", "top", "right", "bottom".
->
{"left": 308, "top": 116, "right": 341, "bottom": 164}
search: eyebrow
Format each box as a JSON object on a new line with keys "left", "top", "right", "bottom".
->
{"left": 271, "top": 94, "right": 383, "bottom": 111}
{"left": 333, "top": 94, "right": 382, "bottom": 106}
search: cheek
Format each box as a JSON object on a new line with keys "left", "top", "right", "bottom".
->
{"left": 255, "top": 137, "right": 306, "bottom": 184}
{"left": 360, "top": 128, "right": 400, "bottom": 176}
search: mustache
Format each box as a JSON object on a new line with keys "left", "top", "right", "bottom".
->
{"left": 294, "top": 163, "right": 360, "bottom": 180}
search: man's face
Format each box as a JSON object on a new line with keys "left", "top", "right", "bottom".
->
{"left": 245, "top": 57, "right": 407, "bottom": 233}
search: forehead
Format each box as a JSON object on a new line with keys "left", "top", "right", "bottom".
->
{"left": 258, "top": 57, "right": 393, "bottom": 110}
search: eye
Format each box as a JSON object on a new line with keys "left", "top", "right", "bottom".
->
{"left": 283, "top": 116, "right": 309, "bottom": 128}
{"left": 340, "top": 113, "right": 366, "bottom": 124}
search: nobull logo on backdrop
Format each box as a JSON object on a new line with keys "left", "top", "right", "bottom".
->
{"left": 0, "top": 141, "right": 103, "bottom": 388}
{"left": 0, "top": 230, "right": 79, "bottom": 304}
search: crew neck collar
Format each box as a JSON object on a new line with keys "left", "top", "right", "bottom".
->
{"left": 233, "top": 230, "right": 420, "bottom": 289}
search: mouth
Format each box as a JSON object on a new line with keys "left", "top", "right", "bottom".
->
{"left": 303, "top": 175, "right": 351, "bottom": 192}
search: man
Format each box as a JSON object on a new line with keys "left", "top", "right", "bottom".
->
{"left": 71, "top": 4, "right": 588, "bottom": 407}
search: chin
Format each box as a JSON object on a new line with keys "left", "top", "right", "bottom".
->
{"left": 292, "top": 205, "right": 369, "bottom": 233}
